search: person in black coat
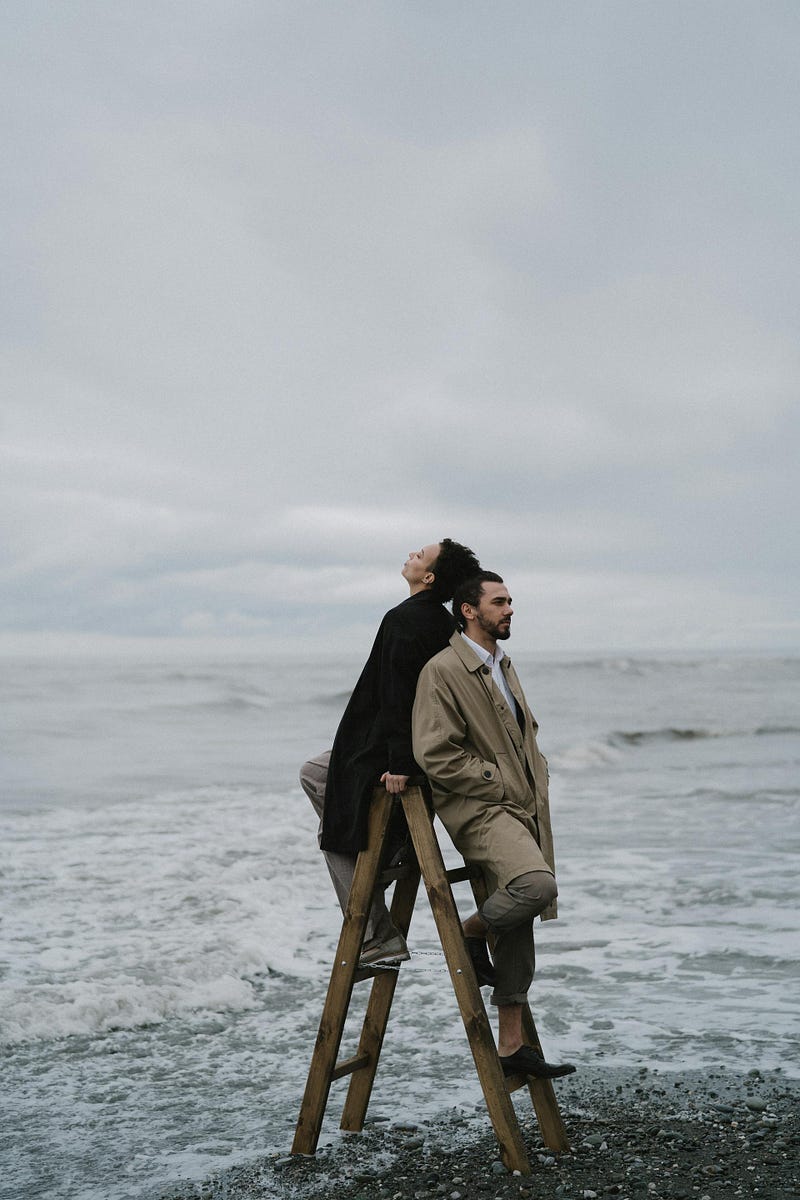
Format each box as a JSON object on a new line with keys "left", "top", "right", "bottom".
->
{"left": 300, "top": 538, "right": 480, "bottom": 965}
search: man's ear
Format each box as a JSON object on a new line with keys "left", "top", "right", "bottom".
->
{"left": 460, "top": 602, "right": 473, "bottom": 623}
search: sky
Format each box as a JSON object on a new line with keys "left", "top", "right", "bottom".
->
{"left": 2, "top": 1, "right": 798, "bottom": 656}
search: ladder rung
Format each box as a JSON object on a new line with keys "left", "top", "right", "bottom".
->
{"left": 505, "top": 1073, "right": 528, "bottom": 1093}
{"left": 331, "top": 1052, "right": 371, "bottom": 1081}
{"left": 378, "top": 863, "right": 416, "bottom": 884}
{"left": 445, "top": 864, "right": 481, "bottom": 884}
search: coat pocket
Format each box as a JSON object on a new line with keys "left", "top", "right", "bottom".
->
{"left": 494, "top": 750, "right": 536, "bottom": 810}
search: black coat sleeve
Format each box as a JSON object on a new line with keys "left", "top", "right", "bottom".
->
{"left": 380, "top": 621, "right": 426, "bottom": 777}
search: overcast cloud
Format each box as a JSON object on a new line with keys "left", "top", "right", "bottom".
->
{"left": 2, "top": 1, "right": 798, "bottom": 655}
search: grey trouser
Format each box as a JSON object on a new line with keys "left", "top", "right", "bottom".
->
{"left": 299, "top": 750, "right": 395, "bottom": 944}
{"left": 481, "top": 869, "right": 558, "bottom": 1007}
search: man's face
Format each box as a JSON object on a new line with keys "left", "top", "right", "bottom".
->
{"left": 401, "top": 543, "right": 441, "bottom": 588}
{"left": 467, "top": 580, "right": 514, "bottom": 641}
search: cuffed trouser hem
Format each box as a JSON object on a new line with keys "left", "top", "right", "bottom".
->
{"left": 490, "top": 991, "right": 530, "bottom": 1007}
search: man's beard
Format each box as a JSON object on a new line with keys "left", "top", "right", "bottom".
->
{"left": 477, "top": 613, "right": 511, "bottom": 641}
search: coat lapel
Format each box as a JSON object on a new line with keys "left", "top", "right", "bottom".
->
{"left": 501, "top": 657, "right": 538, "bottom": 770}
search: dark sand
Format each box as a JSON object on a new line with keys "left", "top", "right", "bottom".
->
{"left": 162, "top": 1066, "right": 798, "bottom": 1199}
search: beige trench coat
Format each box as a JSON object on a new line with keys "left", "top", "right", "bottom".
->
{"left": 412, "top": 631, "right": 557, "bottom": 921}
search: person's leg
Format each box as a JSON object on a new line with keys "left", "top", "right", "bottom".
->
{"left": 463, "top": 871, "right": 555, "bottom": 1006}
{"left": 483, "top": 869, "right": 557, "bottom": 1009}
{"left": 476, "top": 870, "right": 574, "bottom": 1076}
{"left": 299, "top": 751, "right": 397, "bottom": 946}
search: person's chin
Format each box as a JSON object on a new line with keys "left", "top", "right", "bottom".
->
{"left": 496, "top": 627, "right": 511, "bottom": 640}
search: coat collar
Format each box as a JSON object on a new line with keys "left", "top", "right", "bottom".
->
{"left": 449, "top": 629, "right": 514, "bottom": 673}
{"left": 449, "top": 629, "right": 484, "bottom": 672}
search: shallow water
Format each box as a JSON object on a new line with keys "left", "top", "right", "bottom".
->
{"left": 1, "top": 650, "right": 798, "bottom": 1199}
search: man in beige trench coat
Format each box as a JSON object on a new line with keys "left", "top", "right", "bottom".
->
{"left": 412, "top": 571, "right": 575, "bottom": 1080}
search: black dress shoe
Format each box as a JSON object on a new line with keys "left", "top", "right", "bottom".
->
{"left": 464, "top": 936, "right": 496, "bottom": 986}
{"left": 499, "top": 1044, "right": 577, "bottom": 1079}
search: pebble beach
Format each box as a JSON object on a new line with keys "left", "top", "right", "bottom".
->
{"left": 163, "top": 1066, "right": 799, "bottom": 1200}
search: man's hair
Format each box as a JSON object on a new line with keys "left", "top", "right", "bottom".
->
{"left": 428, "top": 539, "right": 481, "bottom": 603}
{"left": 452, "top": 571, "right": 504, "bottom": 630}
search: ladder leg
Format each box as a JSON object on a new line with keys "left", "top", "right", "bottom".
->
{"left": 402, "top": 787, "right": 531, "bottom": 1175}
{"left": 469, "top": 874, "right": 570, "bottom": 1152}
{"left": 292, "top": 790, "right": 395, "bottom": 1156}
{"left": 520, "top": 1007, "right": 570, "bottom": 1151}
{"left": 340, "top": 854, "right": 421, "bottom": 1131}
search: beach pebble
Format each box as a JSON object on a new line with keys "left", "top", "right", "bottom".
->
{"left": 582, "top": 1133, "right": 607, "bottom": 1147}
{"left": 403, "top": 1137, "right": 425, "bottom": 1150}
{"left": 745, "top": 1098, "right": 768, "bottom": 1111}
{"left": 490, "top": 1159, "right": 506, "bottom": 1174}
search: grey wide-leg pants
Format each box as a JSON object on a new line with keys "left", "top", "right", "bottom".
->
{"left": 299, "top": 750, "right": 395, "bottom": 944}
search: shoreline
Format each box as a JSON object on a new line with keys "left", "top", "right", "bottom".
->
{"left": 161, "top": 1064, "right": 799, "bottom": 1200}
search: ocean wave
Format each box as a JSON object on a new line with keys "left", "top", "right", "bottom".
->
{"left": 149, "top": 695, "right": 273, "bottom": 714}
{"left": 554, "top": 726, "right": 731, "bottom": 769}
{"left": 315, "top": 689, "right": 354, "bottom": 707}
{"left": 610, "top": 727, "right": 724, "bottom": 746}
{"left": 550, "top": 740, "right": 624, "bottom": 770}
{"left": 610, "top": 723, "right": 800, "bottom": 747}
{"left": 0, "top": 974, "right": 260, "bottom": 1046}
{"left": 552, "top": 720, "right": 800, "bottom": 770}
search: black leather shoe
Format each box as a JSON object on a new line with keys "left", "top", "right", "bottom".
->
{"left": 499, "top": 1044, "right": 576, "bottom": 1079}
{"left": 464, "top": 936, "right": 496, "bottom": 986}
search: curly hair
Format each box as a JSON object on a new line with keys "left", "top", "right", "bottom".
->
{"left": 452, "top": 570, "right": 504, "bottom": 630}
{"left": 428, "top": 539, "right": 481, "bottom": 603}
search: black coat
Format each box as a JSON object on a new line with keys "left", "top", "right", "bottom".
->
{"left": 321, "top": 590, "right": 455, "bottom": 855}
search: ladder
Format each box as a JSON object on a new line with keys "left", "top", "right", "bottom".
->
{"left": 291, "top": 785, "right": 570, "bottom": 1173}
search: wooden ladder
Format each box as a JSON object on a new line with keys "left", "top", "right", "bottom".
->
{"left": 291, "top": 785, "right": 570, "bottom": 1174}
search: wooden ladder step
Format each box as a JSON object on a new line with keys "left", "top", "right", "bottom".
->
{"left": 331, "top": 1053, "right": 371, "bottom": 1081}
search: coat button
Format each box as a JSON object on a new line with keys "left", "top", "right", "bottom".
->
{"left": 482, "top": 769, "right": 492, "bottom": 779}
{"left": 481, "top": 666, "right": 490, "bottom": 675}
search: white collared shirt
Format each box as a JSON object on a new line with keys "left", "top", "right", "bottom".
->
{"left": 461, "top": 632, "right": 519, "bottom": 720}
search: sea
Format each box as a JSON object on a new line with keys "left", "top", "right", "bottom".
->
{"left": 1, "top": 648, "right": 798, "bottom": 1200}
